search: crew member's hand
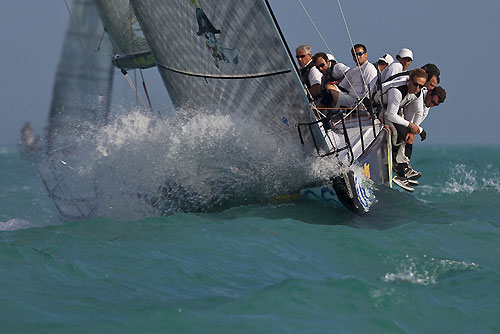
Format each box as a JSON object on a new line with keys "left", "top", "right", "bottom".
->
{"left": 408, "top": 122, "right": 420, "bottom": 134}
{"left": 420, "top": 129, "right": 427, "bottom": 141}
{"left": 325, "top": 83, "right": 338, "bottom": 92}
{"left": 405, "top": 132, "right": 415, "bottom": 144}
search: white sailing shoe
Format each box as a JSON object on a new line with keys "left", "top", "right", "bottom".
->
{"left": 392, "top": 175, "right": 415, "bottom": 192}
{"left": 406, "top": 179, "right": 419, "bottom": 186}
{"left": 404, "top": 166, "right": 422, "bottom": 180}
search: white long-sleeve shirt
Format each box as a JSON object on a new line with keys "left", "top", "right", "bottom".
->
{"left": 339, "top": 61, "right": 377, "bottom": 98}
{"left": 403, "top": 87, "right": 429, "bottom": 133}
{"left": 381, "top": 61, "right": 403, "bottom": 82}
{"left": 385, "top": 80, "right": 418, "bottom": 127}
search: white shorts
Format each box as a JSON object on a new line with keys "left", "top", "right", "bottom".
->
{"left": 335, "top": 92, "right": 357, "bottom": 108}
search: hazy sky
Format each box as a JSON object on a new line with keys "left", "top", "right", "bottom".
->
{"left": 2, "top": 0, "right": 500, "bottom": 145}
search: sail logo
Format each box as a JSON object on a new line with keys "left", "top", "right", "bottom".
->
{"left": 189, "top": 0, "right": 239, "bottom": 68}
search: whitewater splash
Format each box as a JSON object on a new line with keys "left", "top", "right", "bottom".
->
{"left": 443, "top": 163, "right": 500, "bottom": 194}
{"left": 34, "top": 105, "right": 348, "bottom": 220}
{"left": 382, "top": 254, "right": 480, "bottom": 286}
{"left": 0, "top": 219, "right": 40, "bottom": 231}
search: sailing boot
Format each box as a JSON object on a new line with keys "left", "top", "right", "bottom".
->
{"left": 405, "top": 165, "right": 422, "bottom": 180}
{"left": 392, "top": 175, "right": 415, "bottom": 192}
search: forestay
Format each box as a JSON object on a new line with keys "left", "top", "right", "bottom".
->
{"left": 130, "top": 0, "right": 325, "bottom": 152}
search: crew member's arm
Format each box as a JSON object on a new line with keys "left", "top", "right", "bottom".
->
{"left": 385, "top": 88, "right": 420, "bottom": 134}
{"left": 308, "top": 67, "right": 323, "bottom": 98}
{"left": 405, "top": 94, "right": 425, "bottom": 133}
{"left": 309, "top": 84, "right": 321, "bottom": 98}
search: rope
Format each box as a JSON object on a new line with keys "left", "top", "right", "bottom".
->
{"left": 94, "top": 30, "right": 106, "bottom": 52}
{"left": 336, "top": 0, "right": 370, "bottom": 100}
{"left": 297, "top": 0, "right": 334, "bottom": 57}
{"left": 64, "top": 0, "right": 102, "bottom": 96}
{"left": 121, "top": 68, "right": 148, "bottom": 109}
{"left": 297, "top": 0, "right": 360, "bottom": 101}
{"left": 140, "top": 69, "right": 163, "bottom": 119}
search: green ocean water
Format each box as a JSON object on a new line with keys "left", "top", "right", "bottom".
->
{"left": 1, "top": 145, "right": 499, "bottom": 333}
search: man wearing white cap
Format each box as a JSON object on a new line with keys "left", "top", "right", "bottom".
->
{"left": 381, "top": 48, "right": 413, "bottom": 82}
{"left": 376, "top": 53, "right": 394, "bottom": 73}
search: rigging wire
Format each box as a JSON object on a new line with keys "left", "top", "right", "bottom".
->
{"left": 336, "top": 0, "right": 370, "bottom": 100}
{"left": 297, "top": 0, "right": 334, "bottom": 57}
{"left": 94, "top": 30, "right": 106, "bottom": 52}
{"left": 63, "top": 0, "right": 102, "bottom": 97}
{"left": 139, "top": 68, "right": 161, "bottom": 118}
{"left": 120, "top": 68, "right": 148, "bottom": 109}
{"left": 297, "top": 0, "right": 360, "bottom": 101}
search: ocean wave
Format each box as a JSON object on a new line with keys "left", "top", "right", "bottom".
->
{"left": 382, "top": 254, "right": 480, "bottom": 286}
{"left": 0, "top": 218, "right": 39, "bottom": 231}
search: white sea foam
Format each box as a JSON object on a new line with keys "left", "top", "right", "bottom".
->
{"left": 443, "top": 164, "right": 478, "bottom": 194}
{"left": 382, "top": 254, "right": 479, "bottom": 286}
{"left": 37, "top": 106, "right": 346, "bottom": 219}
{"left": 442, "top": 163, "right": 500, "bottom": 194}
{"left": 0, "top": 218, "right": 38, "bottom": 231}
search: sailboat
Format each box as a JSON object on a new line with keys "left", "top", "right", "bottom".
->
{"left": 24, "top": 0, "right": 393, "bottom": 220}
{"left": 128, "top": 0, "right": 392, "bottom": 212}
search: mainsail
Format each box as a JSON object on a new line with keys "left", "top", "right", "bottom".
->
{"left": 130, "top": 0, "right": 324, "bottom": 152}
{"left": 40, "top": 0, "right": 115, "bottom": 220}
{"left": 94, "top": 0, "right": 155, "bottom": 69}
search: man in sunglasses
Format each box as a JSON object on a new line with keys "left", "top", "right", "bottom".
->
{"left": 311, "top": 52, "right": 350, "bottom": 108}
{"left": 376, "top": 68, "right": 428, "bottom": 191}
{"left": 381, "top": 48, "right": 413, "bottom": 83}
{"left": 399, "top": 85, "right": 447, "bottom": 179}
{"left": 321, "top": 44, "right": 377, "bottom": 109}
{"left": 387, "top": 64, "right": 442, "bottom": 179}
{"left": 295, "top": 45, "right": 323, "bottom": 99}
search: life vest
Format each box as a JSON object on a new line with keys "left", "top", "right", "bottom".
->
{"left": 384, "top": 70, "right": 410, "bottom": 83}
{"left": 299, "top": 61, "right": 315, "bottom": 88}
{"left": 373, "top": 78, "right": 420, "bottom": 109}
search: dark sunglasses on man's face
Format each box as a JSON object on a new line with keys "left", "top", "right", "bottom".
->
{"left": 353, "top": 51, "right": 366, "bottom": 57}
{"left": 296, "top": 55, "right": 307, "bottom": 59}
{"left": 316, "top": 63, "right": 326, "bottom": 68}
{"left": 413, "top": 81, "right": 425, "bottom": 89}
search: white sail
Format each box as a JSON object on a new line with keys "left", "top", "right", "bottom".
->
{"left": 40, "top": 0, "right": 115, "bottom": 220}
{"left": 94, "top": 0, "right": 155, "bottom": 69}
{"left": 130, "top": 0, "right": 323, "bottom": 152}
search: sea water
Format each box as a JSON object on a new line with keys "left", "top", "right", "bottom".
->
{"left": 1, "top": 144, "right": 499, "bottom": 333}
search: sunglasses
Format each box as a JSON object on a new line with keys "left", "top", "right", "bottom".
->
{"left": 296, "top": 55, "right": 307, "bottom": 59}
{"left": 353, "top": 51, "right": 366, "bottom": 57}
{"left": 316, "top": 62, "right": 326, "bottom": 68}
{"left": 413, "top": 81, "right": 425, "bottom": 89}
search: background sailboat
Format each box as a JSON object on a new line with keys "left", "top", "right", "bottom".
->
{"left": 34, "top": 0, "right": 115, "bottom": 220}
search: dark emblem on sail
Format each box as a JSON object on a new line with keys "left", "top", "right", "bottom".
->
{"left": 189, "top": 0, "right": 238, "bottom": 68}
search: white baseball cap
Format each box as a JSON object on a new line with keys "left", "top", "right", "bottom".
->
{"left": 327, "top": 53, "right": 336, "bottom": 61}
{"left": 378, "top": 54, "right": 394, "bottom": 65}
{"left": 397, "top": 48, "right": 413, "bottom": 60}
